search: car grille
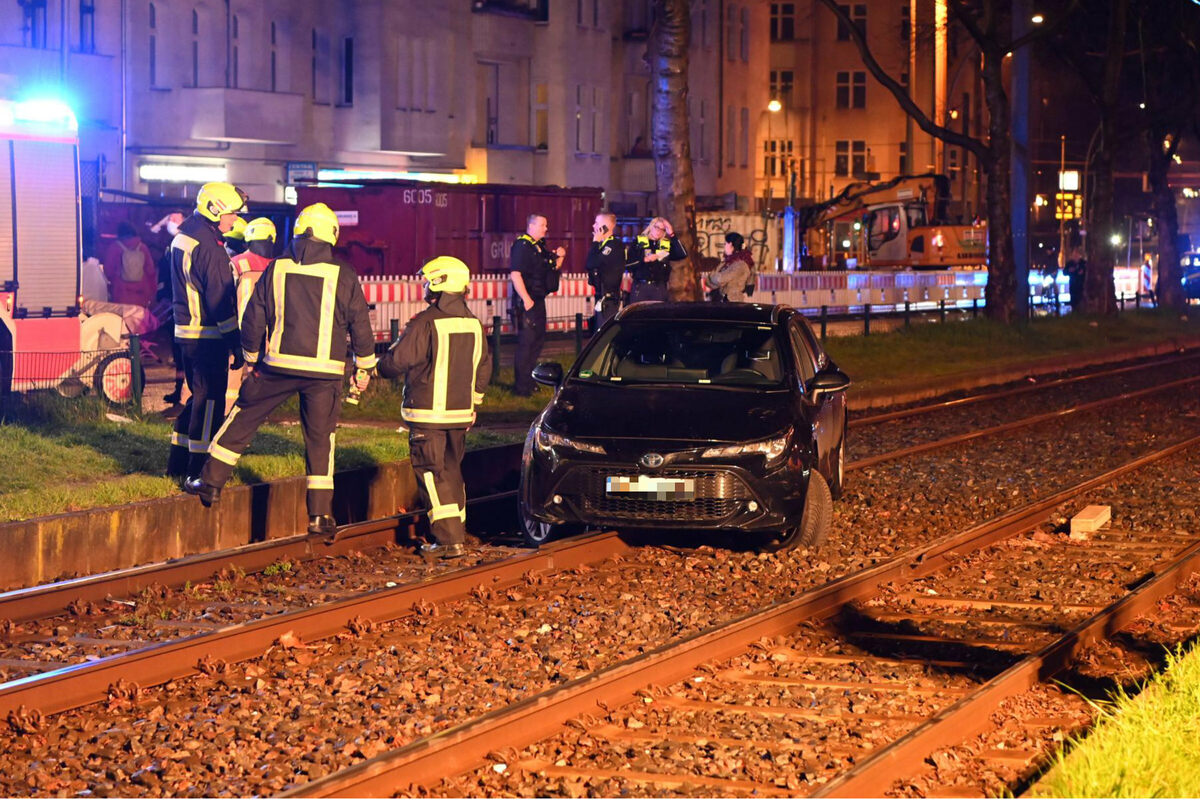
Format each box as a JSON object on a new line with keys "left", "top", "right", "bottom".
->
{"left": 563, "top": 468, "right": 754, "bottom": 522}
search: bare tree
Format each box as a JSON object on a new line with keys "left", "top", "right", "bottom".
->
{"left": 649, "top": 0, "right": 701, "bottom": 301}
{"left": 816, "top": 0, "right": 1069, "bottom": 323}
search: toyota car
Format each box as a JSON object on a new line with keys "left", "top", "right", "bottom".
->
{"left": 518, "top": 302, "right": 850, "bottom": 551}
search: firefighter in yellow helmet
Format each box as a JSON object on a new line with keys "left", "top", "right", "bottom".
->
{"left": 379, "top": 256, "right": 491, "bottom": 559}
{"left": 167, "top": 181, "right": 248, "bottom": 480}
{"left": 186, "top": 203, "right": 377, "bottom": 540}
{"left": 223, "top": 215, "right": 249, "bottom": 256}
{"left": 225, "top": 217, "right": 277, "bottom": 411}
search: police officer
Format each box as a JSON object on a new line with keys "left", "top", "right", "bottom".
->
{"left": 166, "top": 181, "right": 248, "bottom": 481}
{"left": 185, "top": 203, "right": 377, "bottom": 541}
{"left": 626, "top": 216, "right": 687, "bottom": 303}
{"left": 379, "top": 257, "right": 491, "bottom": 559}
{"left": 585, "top": 212, "right": 626, "bottom": 332}
{"left": 509, "top": 214, "right": 564, "bottom": 397}
{"left": 225, "top": 217, "right": 277, "bottom": 411}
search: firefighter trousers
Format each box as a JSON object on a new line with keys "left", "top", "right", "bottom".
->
{"left": 168, "top": 340, "right": 230, "bottom": 477}
{"left": 200, "top": 371, "right": 341, "bottom": 517}
{"left": 409, "top": 425, "right": 468, "bottom": 546}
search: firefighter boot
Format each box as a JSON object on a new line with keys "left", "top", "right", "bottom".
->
{"left": 307, "top": 515, "right": 337, "bottom": 543}
{"left": 419, "top": 542, "right": 467, "bottom": 561}
{"left": 183, "top": 478, "right": 221, "bottom": 507}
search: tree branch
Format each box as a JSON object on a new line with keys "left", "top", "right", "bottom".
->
{"left": 814, "top": 0, "right": 992, "bottom": 162}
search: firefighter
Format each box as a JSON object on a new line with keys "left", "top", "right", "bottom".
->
{"left": 223, "top": 215, "right": 249, "bottom": 256}
{"left": 379, "top": 256, "right": 491, "bottom": 559}
{"left": 166, "top": 181, "right": 248, "bottom": 480}
{"left": 185, "top": 203, "right": 377, "bottom": 540}
{"left": 225, "top": 217, "right": 277, "bottom": 411}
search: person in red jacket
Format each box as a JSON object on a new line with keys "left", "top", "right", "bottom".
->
{"left": 225, "top": 217, "right": 277, "bottom": 411}
{"left": 102, "top": 222, "right": 157, "bottom": 308}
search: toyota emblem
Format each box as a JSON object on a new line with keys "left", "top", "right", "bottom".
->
{"left": 639, "top": 452, "right": 665, "bottom": 469}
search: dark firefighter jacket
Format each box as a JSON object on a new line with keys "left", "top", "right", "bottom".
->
{"left": 241, "top": 238, "right": 377, "bottom": 380}
{"left": 170, "top": 213, "right": 238, "bottom": 346}
{"left": 379, "top": 292, "right": 491, "bottom": 428}
{"left": 628, "top": 234, "right": 688, "bottom": 285}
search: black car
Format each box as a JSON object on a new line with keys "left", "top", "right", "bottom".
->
{"left": 1182, "top": 253, "right": 1200, "bottom": 301}
{"left": 518, "top": 302, "right": 850, "bottom": 551}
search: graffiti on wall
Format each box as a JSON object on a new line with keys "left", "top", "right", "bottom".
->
{"left": 694, "top": 213, "right": 776, "bottom": 268}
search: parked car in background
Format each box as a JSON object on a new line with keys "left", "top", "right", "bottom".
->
{"left": 1182, "top": 252, "right": 1200, "bottom": 301}
{"left": 518, "top": 302, "right": 850, "bottom": 552}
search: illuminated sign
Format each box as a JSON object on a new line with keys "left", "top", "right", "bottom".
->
{"left": 317, "top": 168, "right": 478, "bottom": 184}
{"left": 1058, "top": 170, "right": 1080, "bottom": 191}
{"left": 138, "top": 163, "right": 229, "bottom": 183}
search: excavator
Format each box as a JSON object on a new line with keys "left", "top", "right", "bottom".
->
{"left": 798, "top": 173, "right": 987, "bottom": 270}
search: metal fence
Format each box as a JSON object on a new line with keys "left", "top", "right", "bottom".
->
{"left": 1, "top": 339, "right": 141, "bottom": 410}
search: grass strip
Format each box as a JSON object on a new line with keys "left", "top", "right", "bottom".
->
{"left": 1034, "top": 643, "right": 1200, "bottom": 797}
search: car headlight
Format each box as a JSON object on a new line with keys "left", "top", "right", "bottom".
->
{"left": 535, "top": 426, "right": 607, "bottom": 455}
{"left": 702, "top": 432, "right": 790, "bottom": 462}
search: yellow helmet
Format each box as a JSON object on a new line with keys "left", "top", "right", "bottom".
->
{"left": 243, "top": 217, "right": 277, "bottom": 243}
{"left": 196, "top": 181, "right": 248, "bottom": 222}
{"left": 224, "top": 216, "right": 248, "bottom": 241}
{"left": 421, "top": 256, "right": 471, "bottom": 294}
{"left": 293, "top": 202, "right": 339, "bottom": 245}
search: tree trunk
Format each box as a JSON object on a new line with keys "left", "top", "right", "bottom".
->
{"left": 649, "top": 0, "right": 700, "bottom": 301}
{"left": 980, "top": 50, "right": 1016, "bottom": 322}
{"left": 1149, "top": 138, "right": 1183, "bottom": 311}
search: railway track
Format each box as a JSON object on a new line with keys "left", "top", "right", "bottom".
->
{"left": 289, "top": 435, "right": 1200, "bottom": 798}
{"left": 1, "top": 358, "right": 1198, "bottom": 721}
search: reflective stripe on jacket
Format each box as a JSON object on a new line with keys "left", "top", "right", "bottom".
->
{"left": 240, "top": 239, "right": 377, "bottom": 380}
{"left": 170, "top": 213, "right": 237, "bottom": 342}
{"left": 378, "top": 293, "right": 492, "bottom": 428}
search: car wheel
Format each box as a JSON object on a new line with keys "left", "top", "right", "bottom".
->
{"left": 519, "top": 495, "right": 556, "bottom": 548}
{"left": 829, "top": 431, "right": 846, "bottom": 500}
{"left": 761, "top": 471, "right": 833, "bottom": 553}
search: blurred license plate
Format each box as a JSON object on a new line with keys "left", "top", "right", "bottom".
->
{"left": 606, "top": 475, "right": 695, "bottom": 500}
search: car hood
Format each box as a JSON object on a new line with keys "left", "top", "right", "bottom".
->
{"left": 543, "top": 381, "right": 796, "bottom": 443}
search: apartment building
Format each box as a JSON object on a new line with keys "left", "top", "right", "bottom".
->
{"left": 766, "top": 0, "right": 984, "bottom": 216}
{"left": 0, "top": 0, "right": 768, "bottom": 217}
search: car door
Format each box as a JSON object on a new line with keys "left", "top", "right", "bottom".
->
{"left": 787, "top": 318, "right": 843, "bottom": 479}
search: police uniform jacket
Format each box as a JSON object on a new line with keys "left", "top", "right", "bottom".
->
{"left": 510, "top": 234, "right": 556, "bottom": 300}
{"left": 170, "top": 213, "right": 238, "bottom": 346}
{"left": 585, "top": 237, "right": 627, "bottom": 298}
{"left": 628, "top": 235, "right": 687, "bottom": 285}
{"left": 379, "top": 292, "right": 492, "bottom": 428}
{"left": 241, "top": 238, "right": 377, "bottom": 380}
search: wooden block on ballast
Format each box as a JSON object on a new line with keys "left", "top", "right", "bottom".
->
{"left": 1070, "top": 505, "right": 1112, "bottom": 539}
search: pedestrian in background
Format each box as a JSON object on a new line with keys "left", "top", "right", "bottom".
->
{"left": 627, "top": 216, "right": 686, "bottom": 303}
{"left": 166, "top": 182, "right": 247, "bottom": 481}
{"left": 152, "top": 210, "right": 187, "bottom": 405}
{"left": 585, "top": 212, "right": 625, "bottom": 332}
{"left": 379, "top": 257, "right": 491, "bottom": 559}
{"left": 509, "top": 214, "right": 564, "bottom": 397}
{"left": 186, "top": 203, "right": 376, "bottom": 541}
{"left": 1064, "top": 225, "right": 1086, "bottom": 313}
{"left": 1141, "top": 255, "right": 1156, "bottom": 305}
{"left": 704, "top": 232, "right": 754, "bottom": 303}
{"left": 103, "top": 222, "right": 156, "bottom": 308}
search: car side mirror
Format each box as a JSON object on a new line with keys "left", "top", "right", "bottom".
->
{"left": 805, "top": 367, "right": 851, "bottom": 403}
{"left": 531, "top": 362, "right": 564, "bottom": 388}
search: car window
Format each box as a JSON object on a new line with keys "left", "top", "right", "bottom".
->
{"left": 574, "top": 321, "right": 786, "bottom": 387}
{"left": 788, "top": 322, "right": 819, "bottom": 385}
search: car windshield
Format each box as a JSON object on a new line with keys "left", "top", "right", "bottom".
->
{"left": 574, "top": 320, "right": 786, "bottom": 387}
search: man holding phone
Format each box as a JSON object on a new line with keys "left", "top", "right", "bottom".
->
{"left": 585, "top": 212, "right": 626, "bottom": 333}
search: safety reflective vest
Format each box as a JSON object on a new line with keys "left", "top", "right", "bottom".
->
{"left": 241, "top": 255, "right": 377, "bottom": 380}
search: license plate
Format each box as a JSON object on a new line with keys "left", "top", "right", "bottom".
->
{"left": 606, "top": 475, "right": 695, "bottom": 500}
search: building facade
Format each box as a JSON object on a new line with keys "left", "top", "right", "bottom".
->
{"left": 0, "top": 0, "right": 769, "bottom": 219}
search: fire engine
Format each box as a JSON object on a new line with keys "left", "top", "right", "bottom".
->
{"left": 800, "top": 173, "right": 987, "bottom": 270}
{"left": 0, "top": 98, "right": 133, "bottom": 404}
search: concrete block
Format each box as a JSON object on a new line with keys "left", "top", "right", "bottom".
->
{"left": 1070, "top": 505, "right": 1111, "bottom": 539}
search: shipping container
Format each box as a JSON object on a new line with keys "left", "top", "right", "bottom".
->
{"left": 296, "top": 181, "right": 602, "bottom": 277}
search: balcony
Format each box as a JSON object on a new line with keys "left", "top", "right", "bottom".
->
{"left": 183, "top": 87, "right": 305, "bottom": 144}
{"left": 471, "top": 0, "right": 548, "bottom": 21}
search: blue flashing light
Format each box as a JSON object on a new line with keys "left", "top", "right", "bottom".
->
{"left": 13, "top": 98, "right": 78, "bottom": 132}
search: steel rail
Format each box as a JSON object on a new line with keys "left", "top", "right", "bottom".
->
{"left": 816, "top": 536, "right": 1200, "bottom": 797}
{"left": 286, "top": 433, "right": 1200, "bottom": 798}
{"left": 0, "top": 490, "right": 514, "bottom": 623}
{"left": 849, "top": 372, "right": 1200, "bottom": 470}
{"left": 0, "top": 528, "right": 628, "bottom": 720}
{"left": 852, "top": 349, "right": 1200, "bottom": 428}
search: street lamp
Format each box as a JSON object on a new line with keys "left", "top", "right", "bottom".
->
{"left": 767, "top": 99, "right": 782, "bottom": 113}
{"left": 763, "top": 100, "right": 783, "bottom": 209}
